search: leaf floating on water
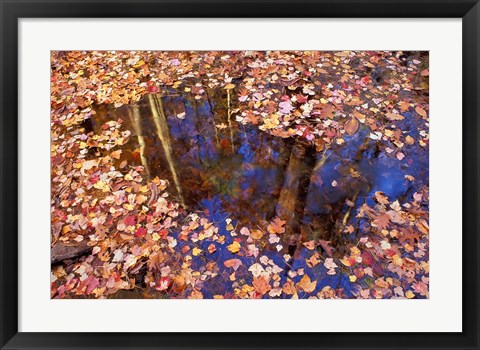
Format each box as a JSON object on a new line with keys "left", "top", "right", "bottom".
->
{"left": 296, "top": 274, "right": 317, "bottom": 293}
{"left": 374, "top": 191, "right": 390, "bottom": 205}
{"left": 250, "top": 229, "right": 263, "bottom": 240}
{"left": 267, "top": 217, "right": 286, "bottom": 234}
{"left": 227, "top": 241, "right": 241, "bottom": 254}
{"left": 386, "top": 112, "right": 404, "bottom": 121}
{"left": 248, "top": 263, "right": 265, "bottom": 278}
{"left": 415, "top": 106, "right": 427, "bottom": 118}
{"left": 224, "top": 258, "right": 242, "bottom": 270}
{"left": 253, "top": 276, "right": 271, "bottom": 295}
{"left": 192, "top": 247, "right": 202, "bottom": 256}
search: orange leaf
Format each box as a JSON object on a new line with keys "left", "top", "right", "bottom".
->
{"left": 224, "top": 258, "right": 242, "bottom": 270}
{"left": 267, "top": 217, "right": 286, "bottom": 234}
{"left": 282, "top": 279, "right": 296, "bottom": 295}
{"left": 297, "top": 274, "right": 317, "bottom": 294}
{"left": 207, "top": 243, "right": 217, "bottom": 254}
{"left": 253, "top": 276, "right": 271, "bottom": 295}
{"left": 415, "top": 106, "right": 427, "bottom": 118}
{"left": 344, "top": 117, "right": 359, "bottom": 135}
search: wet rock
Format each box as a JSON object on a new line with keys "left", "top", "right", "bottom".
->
{"left": 51, "top": 240, "right": 91, "bottom": 264}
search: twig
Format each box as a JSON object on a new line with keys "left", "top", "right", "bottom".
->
{"left": 227, "top": 89, "right": 235, "bottom": 153}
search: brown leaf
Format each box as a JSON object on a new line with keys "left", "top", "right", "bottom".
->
{"left": 399, "top": 227, "right": 421, "bottom": 245}
{"left": 386, "top": 112, "right": 404, "bottom": 121}
{"left": 344, "top": 117, "right": 359, "bottom": 135}
{"left": 373, "top": 212, "right": 390, "bottom": 231}
{"left": 415, "top": 106, "right": 427, "bottom": 118}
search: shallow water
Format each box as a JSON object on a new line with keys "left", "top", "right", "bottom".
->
{"left": 93, "top": 89, "right": 428, "bottom": 298}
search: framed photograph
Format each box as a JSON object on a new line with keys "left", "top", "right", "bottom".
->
{"left": 1, "top": 0, "right": 478, "bottom": 349}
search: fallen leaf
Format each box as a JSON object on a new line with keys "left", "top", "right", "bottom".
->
{"left": 224, "top": 258, "right": 243, "bottom": 270}
{"left": 248, "top": 263, "right": 265, "bottom": 278}
{"left": 386, "top": 112, "right": 404, "bottom": 121}
{"left": 267, "top": 217, "right": 286, "bottom": 234}
{"left": 374, "top": 191, "right": 390, "bottom": 205}
{"left": 296, "top": 274, "right": 317, "bottom": 293}
{"left": 253, "top": 276, "right": 271, "bottom": 295}
{"left": 405, "top": 135, "right": 414, "bottom": 145}
{"left": 227, "top": 241, "right": 241, "bottom": 254}
{"left": 344, "top": 117, "right": 359, "bottom": 135}
{"left": 250, "top": 229, "right": 263, "bottom": 240}
{"left": 415, "top": 106, "right": 427, "bottom": 118}
{"left": 192, "top": 247, "right": 202, "bottom": 256}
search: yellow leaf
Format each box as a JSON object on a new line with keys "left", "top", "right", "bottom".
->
{"left": 406, "top": 290, "right": 415, "bottom": 299}
{"left": 340, "top": 256, "right": 356, "bottom": 267}
{"left": 250, "top": 229, "right": 263, "bottom": 240}
{"left": 133, "top": 60, "right": 145, "bottom": 68}
{"left": 297, "top": 274, "right": 317, "bottom": 294}
{"left": 392, "top": 254, "right": 403, "bottom": 266}
{"left": 192, "top": 247, "right": 202, "bottom": 256}
{"left": 227, "top": 241, "right": 241, "bottom": 254}
{"left": 350, "top": 246, "right": 361, "bottom": 258}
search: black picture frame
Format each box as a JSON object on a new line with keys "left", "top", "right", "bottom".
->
{"left": 1, "top": 1, "right": 478, "bottom": 349}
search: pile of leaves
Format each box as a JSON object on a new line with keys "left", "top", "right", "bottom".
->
{"left": 51, "top": 50, "right": 429, "bottom": 299}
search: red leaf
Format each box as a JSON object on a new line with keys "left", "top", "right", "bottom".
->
{"left": 361, "top": 251, "right": 375, "bottom": 267}
{"left": 135, "top": 227, "right": 147, "bottom": 238}
{"left": 124, "top": 215, "right": 136, "bottom": 226}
